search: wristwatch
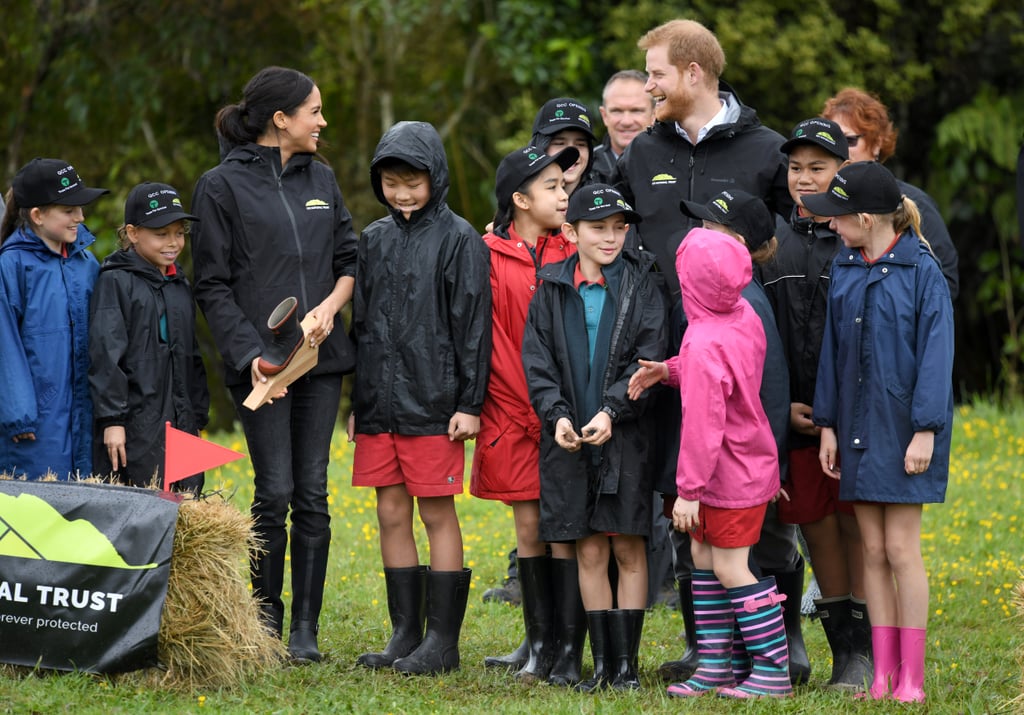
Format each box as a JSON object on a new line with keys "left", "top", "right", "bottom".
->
{"left": 600, "top": 405, "right": 618, "bottom": 421}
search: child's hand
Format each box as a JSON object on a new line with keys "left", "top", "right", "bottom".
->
{"left": 773, "top": 486, "right": 790, "bottom": 503}
{"left": 104, "top": 425, "right": 127, "bottom": 471}
{"left": 448, "top": 412, "right": 480, "bottom": 442}
{"left": 904, "top": 430, "right": 935, "bottom": 475}
{"left": 790, "top": 402, "right": 819, "bottom": 436}
{"left": 819, "top": 427, "right": 840, "bottom": 480}
{"left": 672, "top": 497, "right": 699, "bottom": 532}
{"left": 627, "top": 359, "right": 668, "bottom": 400}
{"left": 578, "top": 411, "right": 612, "bottom": 446}
{"left": 554, "top": 418, "right": 581, "bottom": 452}
{"left": 12, "top": 432, "right": 35, "bottom": 443}
{"left": 346, "top": 412, "right": 356, "bottom": 442}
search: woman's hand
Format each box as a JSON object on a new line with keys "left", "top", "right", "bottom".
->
{"left": 250, "top": 357, "right": 288, "bottom": 401}
{"left": 305, "top": 294, "right": 342, "bottom": 348}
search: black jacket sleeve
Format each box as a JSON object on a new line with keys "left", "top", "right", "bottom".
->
{"left": 88, "top": 273, "right": 131, "bottom": 427}
{"left": 446, "top": 227, "right": 492, "bottom": 415}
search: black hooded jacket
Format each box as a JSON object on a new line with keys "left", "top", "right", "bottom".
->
{"left": 614, "top": 83, "right": 792, "bottom": 298}
{"left": 351, "top": 121, "right": 492, "bottom": 435}
{"left": 89, "top": 249, "right": 209, "bottom": 486}
{"left": 190, "top": 143, "right": 357, "bottom": 386}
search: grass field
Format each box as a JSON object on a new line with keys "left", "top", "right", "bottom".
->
{"left": 1, "top": 401, "right": 1022, "bottom": 713}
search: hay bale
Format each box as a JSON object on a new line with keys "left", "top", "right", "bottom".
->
{"left": 153, "top": 496, "right": 287, "bottom": 690}
{"left": 1014, "top": 576, "right": 1024, "bottom": 713}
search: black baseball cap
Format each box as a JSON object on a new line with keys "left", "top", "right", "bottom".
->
{"left": 494, "top": 145, "right": 580, "bottom": 216}
{"left": 801, "top": 161, "right": 901, "bottom": 217}
{"left": 12, "top": 158, "right": 109, "bottom": 208}
{"left": 680, "top": 189, "right": 775, "bottom": 251}
{"left": 531, "top": 98, "right": 596, "bottom": 139}
{"left": 124, "top": 182, "right": 199, "bottom": 228}
{"left": 566, "top": 184, "right": 642, "bottom": 224}
{"left": 781, "top": 118, "right": 849, "bottom": 160}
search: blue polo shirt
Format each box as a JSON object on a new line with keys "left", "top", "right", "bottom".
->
{"left": 574, "top": 263, "right": 607, "bottom": 363}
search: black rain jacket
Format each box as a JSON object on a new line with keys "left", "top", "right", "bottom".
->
{"left": 351, "top": 121, "right": 492, "bottom": 435}
{"left": 523, "top": 249, "right": 667, "bottom": 540}
{"left": 191, "top": 143, "right": 357, "bottom": 386}
{"left": 89, "top": 249, "right": 209, "bottom": 486}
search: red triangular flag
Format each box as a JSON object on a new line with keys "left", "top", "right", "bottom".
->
{"left": 164, "top": 422, "right": 246, "bottom": 490}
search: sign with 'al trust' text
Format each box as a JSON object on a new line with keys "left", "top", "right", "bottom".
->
{"left": 0, "top": 480, "right": 179, "bottom": 672}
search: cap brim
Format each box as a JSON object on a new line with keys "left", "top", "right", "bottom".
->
{"left": 567, "top": 206, "right": 642, "bottom": 224}
{"left": 551, "top": 147, "right": 580, "bottom": 172}
{"left": 60, "top": 187, "right": 110, "bottom": 206}
{"left": 800, "top": 192, "right": 855, "bottom": 217}
{"left": 780, "top": 136, "right": 847, "bottom": 160}
{"left": 679, "top": 199, "right": 715, "bottom": 222}
{"left": 137, "top": 211, "right": 200, "bottom": 228}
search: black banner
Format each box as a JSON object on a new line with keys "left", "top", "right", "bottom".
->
{"left": 0, "top": 480, "right": 179, "bottom": 673}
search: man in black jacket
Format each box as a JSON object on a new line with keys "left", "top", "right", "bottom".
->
{"left": 591, "top": 70, "right": 655, "bottom": 185}
{"left": 617, "top": 18, "right": 807, "bottom": 687}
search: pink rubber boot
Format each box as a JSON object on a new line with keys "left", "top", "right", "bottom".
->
{"left": 892, "top": 627, "right": 926, "bottom": 703}
{"left": 861, "top": 625, "right": 900, "bottom": 699}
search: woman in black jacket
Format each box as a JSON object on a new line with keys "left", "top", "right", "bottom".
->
{"left": 191, "top": 66, "right": 358, "bottom": 663}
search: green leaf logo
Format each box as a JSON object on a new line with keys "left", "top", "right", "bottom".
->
{"left": 149, "top": 200, "right": 160, "bottom": 209}
{"left": 555, "top": 110, "right": 564, "bottom": 118}
{"left": 833, "top": 187, "right": 850, "bottom": 199}
{"left": 594, "top": 197, "right": 604, "bottom": 206}
{"left": 60, "top": 178, "right": 70, "bottom": 187}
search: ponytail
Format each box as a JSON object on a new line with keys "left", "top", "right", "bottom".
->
{"left": 1, "top": 189, "right": 25, "bottom": 244}
{"left": 893, "top": 195, "right": 933, "bottom": 254}
{"left": 215, "top": 66, "right": 315, "bottom": 153}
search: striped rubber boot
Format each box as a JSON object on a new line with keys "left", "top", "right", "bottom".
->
{"left": 666, "top": 569, "right": 735, "bottom": 697}
{"left": 731, "top": 617, "right": 752, "bottom": 684}
{"left": 717, "top": 577, "right": 793, "bottom": 699}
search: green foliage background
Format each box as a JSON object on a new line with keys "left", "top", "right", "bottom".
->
{"left": 2, "top": 0, "right": 1022, "bottom": 427}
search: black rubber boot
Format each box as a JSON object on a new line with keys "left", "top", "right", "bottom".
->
{"left": 483, "top": 638, "right": 528, "bottom": 670}
{"left": 257, "top": 296, "right": 303, "bottom": 375}
{"left": 287, "top": 530, "right": 330, "bottom": 663}
{"left": 357, "top": 566, "right": 426, "bottom": 668}
{"left": 513, "top": 556, "right": 555, "bottom": 682}
{"left": 482, "top": 548, "right": 521, "bottom": 605}
{"left": 608, "top": 609, "right": 644, "bottom": 691}
{"left": 251, "top": 526, "right": 287, "bottom": 639}
{"left": 816, "top": 595, "right": 852, "bottom": 685}
{"left": 765, "top": 559, "right": 811, "bottom": 685}
{"left": 657, "top": 577, "right": 699, "bottom": 682}
{"left": 392, "top": 568, "right": 472, "bottom": 675}
{"left": 547, "top": 557, "right": 587, "bottom": 686}
{"left": 575, "top": 610, "right": 610, "bottom": 693}
{"left": 835, "top": 596, "right": 873, "bottom": 692}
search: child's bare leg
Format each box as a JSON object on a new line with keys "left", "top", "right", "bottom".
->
{"left": 854, "top": 502, "right": 898, "bottom": 625}
{"left": 800, "top": 514, "right": 849, "bottom": 596}
{"left": 838, "top": 510, "right": 867, "bottom": 598}
{"left": 417, "top": 495, "right": 463, "bottom": 571}
{"left": 611, "top": 535, "right": 648, "bottom": 609}
{"left": 550, "top": 542, "right": 575, "bottom": 559}
{"left": 884, "top": 504, "right": 927, "bottom": 628}
{"left": 576, "top": 534, "right": 612, "bottom": 610}
{"left": 512, "top": 500, "right": 544, "bottom": 557}
{"left": 709, "top": 545, "right": 757, "bottom": 590}
{"left": 377, "top": 484, "right": 418, "bottom": 568}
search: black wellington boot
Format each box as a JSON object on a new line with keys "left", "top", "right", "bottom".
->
{"left": 815, "top": 595, "right": 852, "bottom": 685}
{"left": 251, "top": 526, "right": 287, "bottom": 639}
{"left": 357, "top": 566, "right": 426, "bottom": 668}
{"left": 547, "top": 558, "right": 587, "bottom": 686}
{"left": 484, "top": 638, "right": 528, "bottom": 670}
{"left": 575, "top": 610, "right": 610, "bottom": 693}
{"left": 657, "top": 577, "right": 699, "bottom": 681}
{"left": 834, "top": 596, "right": 873, "bottom": 692}
{"left": 287, "top": 530, "right": 331, "bottom": 664}
{"left": 513, "top": 556, "right": 555, "bottom": 683}
{"left": 609, "top": 609, "right": 644, "bottom": 691}
{"left": 257, "top": 296, "right": 303, "bottom": 376}
{"left": 765, "top": 559, "right": 812, "bottom": 685}
{"left": 392, "top": 568, "right": 472, "bottom": 675}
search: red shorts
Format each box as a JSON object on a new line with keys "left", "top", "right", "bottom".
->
{"left": 692, "top": 502, "right": 767, "bottom": 549}
{"left": 777, "top": 446, "right": 855, "bottom": 524}
{"left": 352, "top": 433, "right": 465, "bottom": 497}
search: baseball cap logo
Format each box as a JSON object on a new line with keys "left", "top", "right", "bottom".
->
{"left": 815, "top": 131, "right": 837, "bottom": 146}
{"left": 149, "top": 199, "right": 160, "bottom": 210}
{"left": 172, "top": 198, "right": 183, "bottom": 208}
{"left": 713, "top": 198, "right": 730, "bottom": 213}
{"left": 60, "top": 177, "right": 70, "bottom": 187}
{"left": 593, "top": 197, "right": 604, "bottom": 206}
{"left": 832, "top": 187, "right": 850, "bottom": 199}
{"left": 528, "top": 152, "right": 539, "bottom": 160}
{"left": 554, "top": 110, "right": 564, "bottom": 118}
